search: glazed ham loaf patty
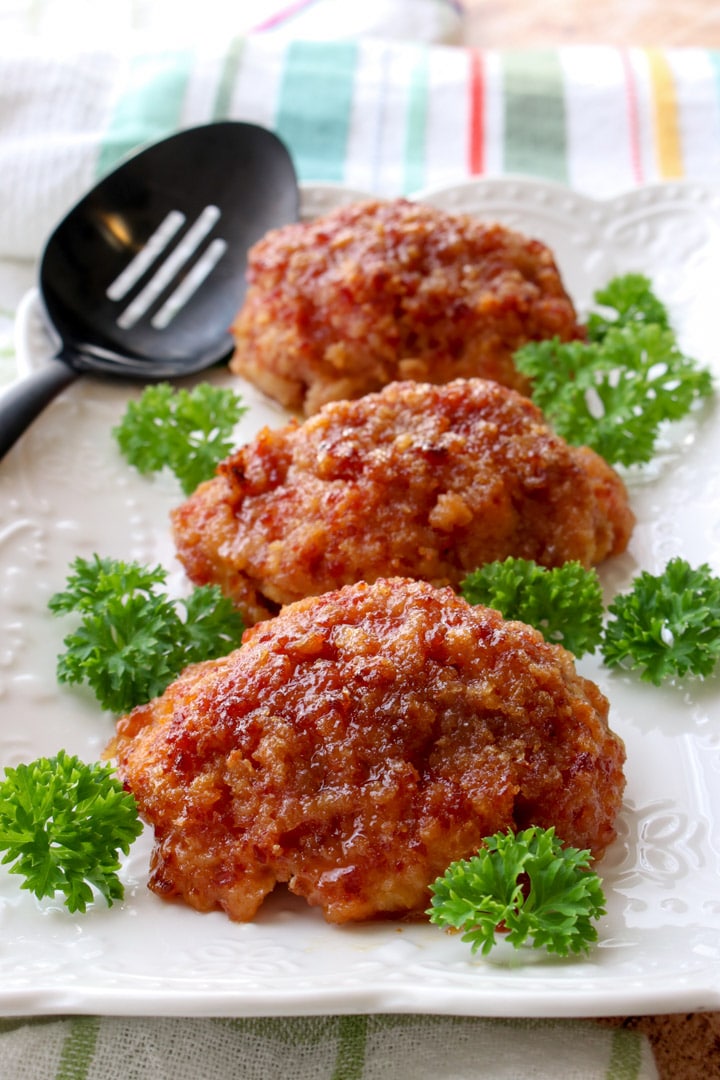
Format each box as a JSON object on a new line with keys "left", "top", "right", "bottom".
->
{"left": 229, "top": 197, "right": 585, "bottom": 415}
{"left": 171, "top": 378, "right": 635, "bottom": 626}
{"left": 112, "top": 577, "right": 626, "bottom": 924}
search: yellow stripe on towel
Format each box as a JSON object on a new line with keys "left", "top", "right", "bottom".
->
{"left": 646, "top": 48, "right": 684, "bottom": 179}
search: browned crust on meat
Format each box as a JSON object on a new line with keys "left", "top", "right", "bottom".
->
{"left": 229, "top": 198, "right": 585, "bottom": 415}
{"left": 171, "top": 378, "right": 635, "bottom": 625}
{"left": 112, "top": 577, "right": 626, "bottom": 924}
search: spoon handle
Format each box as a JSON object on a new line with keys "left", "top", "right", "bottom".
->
{"left": 0, "top": 360, "right": 79, "bottom": 461}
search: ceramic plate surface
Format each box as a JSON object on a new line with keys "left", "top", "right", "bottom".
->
{"left": 2, "top": 179, "right": 720, "bottom": 1018}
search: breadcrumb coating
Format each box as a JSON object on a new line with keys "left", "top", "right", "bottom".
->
{"left": 172, "top": 378, "right": 634, "bottom": 626}
{"left": 112, "top": 577, "right": 626, "bottom": 924}
{"left": 229, "top": 198, "right": 584, "bottom": 415}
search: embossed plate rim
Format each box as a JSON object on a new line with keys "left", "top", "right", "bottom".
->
{"left": 1, "top": 178, "right": 720, "bottom": 1018}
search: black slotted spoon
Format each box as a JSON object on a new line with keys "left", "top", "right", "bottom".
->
{"left": 0, "top": 121, "right": 299, "bottom": 460}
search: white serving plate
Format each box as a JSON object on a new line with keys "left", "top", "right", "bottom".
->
{"left": 1, "top": 178, "right": 720, "bottom": 1018}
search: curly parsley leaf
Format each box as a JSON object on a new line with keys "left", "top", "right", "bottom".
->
{"left": 49, "top": 555, "right": 243, "bottom": 714}
{"left": 113, "top": 382, "right": 247, "bottom": 494}
{"left": 428, "top": 826, "right": 606, "bottom": 958}
{"left": 514, "top": 274, "right": 713, "bottom": 467}
{"left": 601, "top": 557, "right": 720, "bottom": 685}
{"left": 0, "top": 751, "right": 143, "bottom": 913}
{"left": 461, "top": 558, "right": 603, "bottom": 657}
{"left": 48, "top": 556, "right": 168, "bottom": 616}
{"left": 586, "top": 272, "right": 671, "bottom": 340}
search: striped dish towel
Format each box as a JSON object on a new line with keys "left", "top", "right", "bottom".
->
{"left": 0, "top": 1014, "right": 658, "bottom": 1080}
{"left": 0, "top": 38, "right": 718, "bottom": 263}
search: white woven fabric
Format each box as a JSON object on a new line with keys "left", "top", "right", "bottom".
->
{"left": 0, "top": 0, "right": 463, "bottom": 46}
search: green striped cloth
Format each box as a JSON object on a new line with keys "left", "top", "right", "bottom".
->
{"left": 0, "top": 1014, "right": 656, "bottom": 1079}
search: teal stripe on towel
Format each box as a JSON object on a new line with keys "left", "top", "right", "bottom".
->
{"left": 275, "top": 40, "right": 358, "bottom": 182}
{"left": 403, "top": 47, "right": 430, "bottom": 193}
{"left": 96, "top": 50, "right": 194, "bottom": 178}
{"left": 708, "top": 49, "right": 720, "bottom": 114}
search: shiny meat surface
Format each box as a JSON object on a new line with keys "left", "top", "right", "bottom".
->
{"left": 172, "top": 378, "right": 635, "bottom": 626}
{"left": 229, "top": 198, "right": 584, "bottom": 415}
{"left": 112, "top": 578, "right": 626, "bottom": 924}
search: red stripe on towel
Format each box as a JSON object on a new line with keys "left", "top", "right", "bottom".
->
{"left": 468, "top": 49, "right": 484, "bottom": 174}
{"left": 250, "top": 0, "right": 321, "bottom": 32}
{"left": 621, "top": 48, "right": 644, "bottom": 183}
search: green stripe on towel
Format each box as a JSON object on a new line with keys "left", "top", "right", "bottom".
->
{"left": 607, "top": 1025, "right": 643, "bottom": 1080}
{"left": 275, "top": 40, "right": 358, "bottom": 182}
{"left": 502, "top": 49, "right": 568, "bottom": 184}
{"left": 332, "top": 1015, "right": 368, "bottom": 1080}
{"left": 56, "top": 1016, "right": 100, "bottom": 1080}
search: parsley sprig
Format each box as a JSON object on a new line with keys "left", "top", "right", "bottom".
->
{"left": 514, "top": 273, "right": 713, "bottom": 467}
{"left": 113, "top": 382, "right": 247, "bottom": 494}
{"left": 586, "top": 273, "right": 671, "bottom": 339}
{"left": 461, "top": 558, "right": 603, "bottom": 657}
{"left": 602, "top": 557, "right": 720, "bottom": 685}
{"left": 462, "top": 555, "right": 720, "bottom": 686}
{"left": 0, "top": 751, "right": 142, "bottom": 913}
{"left": 49, "top": 555, "right": 243, "bottom": 714}
{"left": 428, "top": 826, "right": 606, "bottom": 958}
